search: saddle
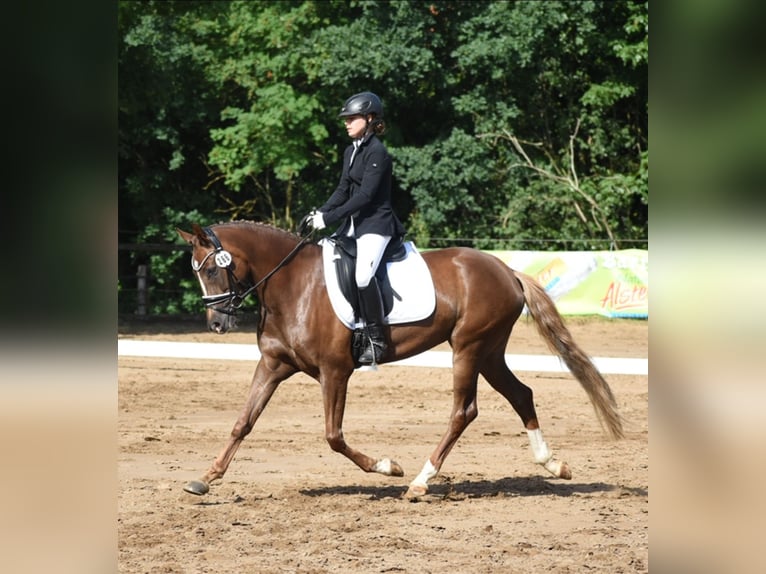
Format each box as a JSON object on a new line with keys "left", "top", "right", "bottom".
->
{"left": 330, "top": 236, "right": 406, "bottom": 323}
{"left": 320, "top": 237, "right": 435, "bottom": 330}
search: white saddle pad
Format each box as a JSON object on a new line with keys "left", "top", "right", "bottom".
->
{"left": 320, "top": 239, "right": 436, "bottom": 329}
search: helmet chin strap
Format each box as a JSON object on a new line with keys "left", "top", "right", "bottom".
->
{"left": 366, "top": 116, "right": 383, "bottom": 135}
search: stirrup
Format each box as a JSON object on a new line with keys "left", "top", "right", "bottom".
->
{"left": 357, "top": 334, "right": 387, "bottom": 366}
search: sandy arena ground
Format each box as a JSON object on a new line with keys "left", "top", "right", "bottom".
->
{"left": 118, "top": 317, "right": 648, "bottom": 573}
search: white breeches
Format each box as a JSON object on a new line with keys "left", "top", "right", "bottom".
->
{"left": 354, "top": 233, "right": 391, "bottom": 288}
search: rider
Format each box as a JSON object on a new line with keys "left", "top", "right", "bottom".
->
{"left": 303, "top": 91, "right": 406, "bottom": 365}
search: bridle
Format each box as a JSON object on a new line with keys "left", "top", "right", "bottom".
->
{"left": 191, "top": 226, "right": 310, "bottom": 315}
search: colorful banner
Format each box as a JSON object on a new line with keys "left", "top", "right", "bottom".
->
{"left": 487, "top": 249, "right": 648, "bottom": 319}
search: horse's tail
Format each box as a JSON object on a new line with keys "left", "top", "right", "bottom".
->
{"left": 513, "top": 270, "right": 624, "bottom": 440}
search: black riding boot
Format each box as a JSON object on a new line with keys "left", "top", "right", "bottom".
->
{"left": 357, "top": 279, "right": 388, "bottom": 365}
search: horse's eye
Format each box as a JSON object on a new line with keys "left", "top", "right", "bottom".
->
{"left": 205, "top": 266, "right": 217, "bottom": 279}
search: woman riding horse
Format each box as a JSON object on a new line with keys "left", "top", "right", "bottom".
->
{"left": 302, "top": 92, "right": 406, "bottom": 366}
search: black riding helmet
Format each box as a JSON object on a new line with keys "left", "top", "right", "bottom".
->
{"left": 338, "top": 92, "right": 383, "bottom": 119}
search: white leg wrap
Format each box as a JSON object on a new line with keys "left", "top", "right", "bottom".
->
{"left": 372, "top": 458, "right": 392, "bottom": 475}
{"left": 411, "top": 459, "right": 438, "bottom": 488}
{"left": 527, "top": 429, "right": 553, "bottom": 464}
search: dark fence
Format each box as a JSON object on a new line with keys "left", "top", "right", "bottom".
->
{"left": 118, "top": 242, "right": 190, "bottom": 317}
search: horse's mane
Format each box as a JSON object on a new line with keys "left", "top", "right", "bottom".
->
{"left": 213, "top": 219, "right": 301, "bottom": 242}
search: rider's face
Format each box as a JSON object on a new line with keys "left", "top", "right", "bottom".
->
{"left": 343, "top": 115, "right": 367, "bottom": 139}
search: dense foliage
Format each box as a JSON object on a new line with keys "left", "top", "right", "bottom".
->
{"left": 118, "top": 0, "right": 647, "bottom": 314}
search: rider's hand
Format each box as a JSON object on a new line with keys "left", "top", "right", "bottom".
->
{"left": 298, "top": 210, "right": 325, "bottom": 236}
{"left": 310, "top": 211, "right": 326, "bottom": 231}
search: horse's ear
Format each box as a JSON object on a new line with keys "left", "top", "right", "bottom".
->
{"left": 191, "top": 223, "right": 213, "bottom": 246}
{"left": 176, "top": 228, "right": 194, "bottom": 244}
{"left": 176, "top": 225, "right": 212, "bottom": 246}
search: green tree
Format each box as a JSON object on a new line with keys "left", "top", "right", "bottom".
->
{"left": 199, "top": 1, "right": 333, "bottom": 227}
{"left": 432, "top": 0, "right": 647, "bottom": 248}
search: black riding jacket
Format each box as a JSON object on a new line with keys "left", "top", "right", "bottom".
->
{"left": 319, "top": 134, "right": 406, "bottom": 239}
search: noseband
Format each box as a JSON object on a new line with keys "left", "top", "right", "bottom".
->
{"left": 191, "top": 226, "right": 309, "bottom": 315}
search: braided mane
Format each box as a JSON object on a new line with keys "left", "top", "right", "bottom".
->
{"left": 213, "top": 220, "right": 301, "bottom": 242}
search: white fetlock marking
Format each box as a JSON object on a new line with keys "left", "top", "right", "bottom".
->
{"left": 527, "top": 428, "right": 553, "bottom": 464}
{"left": 411, "top": 459, "right": 437, "bottom": 488}
{"left": 372, "top": 458, "right": 392, "bottom": 475}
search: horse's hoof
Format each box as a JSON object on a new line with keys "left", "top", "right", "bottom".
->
{"left": 184, "top": 480, "right": 210, "bottom": 495}
{"left": 543, "top": 459, "right": 572, "bottom": 480}
{"left": 403, "top": 484, "right": 428, "bottom": 500}
{"left": 372, "top": 458, "right": 405, "bottom": 477}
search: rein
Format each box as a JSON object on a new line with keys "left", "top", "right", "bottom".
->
{"left": 193, "top": 226, "right": 311, "bottom": 315}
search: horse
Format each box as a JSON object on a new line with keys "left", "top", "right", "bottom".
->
{"left": 176, "top": 221, "right": 623, "bottom": 499}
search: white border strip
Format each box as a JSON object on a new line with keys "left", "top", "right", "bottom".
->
{"left": 118, "top": 340, "right": 647, "bottom": 376}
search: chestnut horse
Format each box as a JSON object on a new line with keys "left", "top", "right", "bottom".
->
{"left": 177, "top": 221, "right": 623, "bottom": 499}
